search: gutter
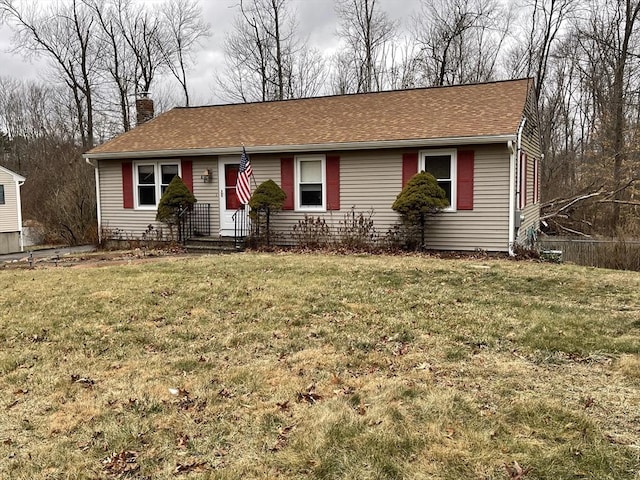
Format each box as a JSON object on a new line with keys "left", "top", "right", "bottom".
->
{"left": 17, "top": 178, "right": 25, "bottom": 252}
{"left": 83, "top": 134, "right": 516, "bottom": 160}
{"left": 508, "top": 117, "right": 527, "bottom": 255}
{"left": 85, "top": 158, "right": 102, "bottom": 243}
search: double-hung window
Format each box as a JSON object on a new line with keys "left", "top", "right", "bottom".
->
{"left": 296, "top": 155, "right": 326, "bottom": 210}
{"left": 420, "top": 149, "right": 456, "bottom": 211}
{"left": 134, "top": 162, "right": 180, "bottom": 208}
{"left": 0, "top": 185, "right": 5, "bottom": 205}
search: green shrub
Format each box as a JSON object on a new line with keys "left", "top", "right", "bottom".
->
{"left": 249, "top": 179, "right": 286, "bottom": 246}
{"left": 392, "top": 172, "right": 449, "bottom": 249}
{"left": 156, "top": 176, "right": 196, "bottom": 239}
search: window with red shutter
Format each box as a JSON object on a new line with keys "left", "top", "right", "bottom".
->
{"left": 124, "top": 161, "right": 181, "bottom": 209}
{"left": 281, "top": 155, "right": 340, "bottom": 211}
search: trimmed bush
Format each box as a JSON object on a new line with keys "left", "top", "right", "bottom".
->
{"left": 392, "top": 172, "right": 449, "bottom": 249}
{"left": 249, "top": 179, "right": 286, "bottom": 246}
{"left": 156, "top": 176, "right": 196, "bottom": 239}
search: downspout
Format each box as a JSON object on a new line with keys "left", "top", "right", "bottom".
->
{"left": 16, "top": 178, "right": 25, "bottom": 252}
{"left": 85, "top": 158, "right": 102, "bottom": 244}
{"left": 508, "top": 117, "right": 527, "bottom": 256}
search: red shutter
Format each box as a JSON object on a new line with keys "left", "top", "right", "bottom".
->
{"left": 326, "top": 155, "right": 340, "bottom": 210}
{"left": 122, "top": 161, "right": 134, "bottom": 209}
{"left": 519, "top": 151, "right": 528, "bottom": 209}
{"left": 181, "top": 160, "right": 193, "bottom": 192}
{"left": 533, "top": 157, "right": 539, "bottom": 204}
{"left": 281, "top": 157, "right": 294, "bottom": 210}
{"left": 402, "top": 153, "right": 419, "bottom": 187}
{"left": 456, "top": 150, "right": 474, "bottom": 210}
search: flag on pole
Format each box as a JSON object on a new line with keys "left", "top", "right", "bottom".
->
{"left": 236, "top": 146, "right": 253, "bottom": 205}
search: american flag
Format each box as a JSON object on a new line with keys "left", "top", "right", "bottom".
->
{"left": 236, "top": 146, "right": 253, "bottom": 205}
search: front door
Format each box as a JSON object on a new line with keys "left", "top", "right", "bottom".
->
{"left": 218, "top": 159, "right": 244, "bottom": 236}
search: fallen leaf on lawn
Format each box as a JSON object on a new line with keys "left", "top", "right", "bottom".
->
{"left": 218, "top": 388, "right": 234, "bottom": 398}
{"left": 174, "top": 460, "right": 208, "bottom": 474}
{"left": 297, "top": 384, "right": 322, "bottom": 404}
{"left": 103, "top": 450, "right": 139, "bottom": 476}
{"left": 393, "top": 343, "right": 410, "bottom": 356}
{"left": 270, "top": 424, "right": 296, "bottom": 452}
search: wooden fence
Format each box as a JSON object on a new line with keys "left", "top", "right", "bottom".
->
{"left": 538, "top": 237, "right": 640, "bottom": 271}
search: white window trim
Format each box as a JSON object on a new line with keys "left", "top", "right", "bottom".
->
{"left": 133, "top": 161, "right": 181, "bottom": 210}
{"left": 419, "top": 148, "right": 457, "bottom": 212}
{"left": 295, "top": 154, "right": 326, "bottom": 212}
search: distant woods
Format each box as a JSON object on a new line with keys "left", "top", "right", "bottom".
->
{"left": 1, "top": 0, "right": 640, "bottom": 243}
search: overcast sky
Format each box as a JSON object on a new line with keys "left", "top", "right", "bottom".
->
{"left": 0, "top": 0, "right": 422, "bottom": 105}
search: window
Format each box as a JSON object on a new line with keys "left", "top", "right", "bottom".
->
{"left": 296, "top": 155, "right": 325, "bottom": 210}
{"left": 420, "top": 149, "right": 456, "bottom": 210}
{"left": 0, "top": 185, "right": 4, "bottom": 204}
{"left": 134, "top": 162, "right": 180, "bottom": 208}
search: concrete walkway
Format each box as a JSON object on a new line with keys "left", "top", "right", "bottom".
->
{"left": 0, "top": 245, "right": 97, "bottom": 263}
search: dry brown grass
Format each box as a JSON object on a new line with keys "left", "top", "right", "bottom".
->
{"left": 1, "top": 252, "right": 639, "bottom": 479}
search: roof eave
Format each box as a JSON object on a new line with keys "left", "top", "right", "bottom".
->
{"left": 83, "top": 134, "right": 517, "bottom": 160}
{"left": 0, "top": 165, "right": 26, "bottom": 182}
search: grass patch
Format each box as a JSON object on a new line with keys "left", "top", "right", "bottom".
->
{"left": 1, "top": 253, "right": 639, "bottom": 478}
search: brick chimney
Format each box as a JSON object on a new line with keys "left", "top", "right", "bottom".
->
{"left": 136, "top": 92, "right": 154, "bottom": 126}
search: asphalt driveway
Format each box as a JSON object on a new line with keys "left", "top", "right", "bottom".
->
{"left": 0, "top": 245, "right": 97, "bottom": 263}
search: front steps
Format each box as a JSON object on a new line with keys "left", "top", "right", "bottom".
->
{"left": 184, "top": 236, "right": 245, "bottom": 254}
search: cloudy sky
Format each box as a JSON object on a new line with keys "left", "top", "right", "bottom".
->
{"left": 0, "top": 0, "right": 422, "bottom": 105}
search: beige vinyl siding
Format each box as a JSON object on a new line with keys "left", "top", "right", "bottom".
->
{"left": 516, "top": 87, "right": 542, "bottom": 245}
{"left": 425, "top": 145, "right": 510, "bottom": 251}
{"left": 99, "top": 160, "right": 161, "bottom": 239}
{"left": 249, "top": 145, "right": 511, "bottom": 252}
{"left": 99, "top": 158, "right": 220, "bottom": 239}
{"left": 191, "top": 156, "right": 220, "bottom": 232}
{"left": 99, "top": 144, "right": 514, "bottom": 251}
{"left": 0, "top": 169, "right": 20, "bottom": 233}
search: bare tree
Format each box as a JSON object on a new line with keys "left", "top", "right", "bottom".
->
{"left": 506, "top": 0, "right": 577, "bottom": 98}
{"left": 0, "top": 78, "right": 96, "bottom": 244}
{"left": 412, "top": 0, "right": 508, "bottom": 87}
{"left": 575, "top": 0, "right": 640, "bottom": 231}
{"left": 117, "top": 3, "right": 165, "bottom": 95}
{"left": 84, "top": 0, "right": 137, "bottom": 132}
{"left": 333, "top": 0, "right": 396, "bottom": 93}
{"left": 158, "top": 0, "right": 210, "bottom": 107}
{"left": 219, "top": 0, "right": 324, "bottom": 102}
{"left": 0, "top": 0, "right": 99, "bottom": 149}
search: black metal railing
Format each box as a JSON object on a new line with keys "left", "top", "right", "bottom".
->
{"left": 178, "top": 203, "right": 211, "bottom": 243}
{"left": 232, "top": 206, "right": 250, "bottom": 249}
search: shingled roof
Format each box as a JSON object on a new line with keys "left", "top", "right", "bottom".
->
{"left": 86, "top": 78, "right": 533, "bottom": 158}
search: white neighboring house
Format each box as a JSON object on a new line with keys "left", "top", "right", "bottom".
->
{"left": 0, "top": 165, "right": 26, "bottom": 254}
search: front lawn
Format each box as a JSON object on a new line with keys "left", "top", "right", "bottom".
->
{"left": 1, "top": 253, "right": 639, "bottom": 479}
